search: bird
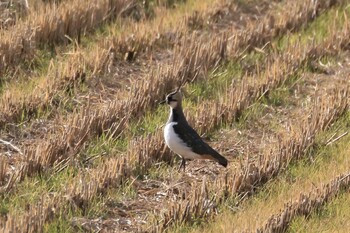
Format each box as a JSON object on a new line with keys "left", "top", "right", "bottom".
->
{"left": 162, "top": 90, "right": 228, "bottom": 171}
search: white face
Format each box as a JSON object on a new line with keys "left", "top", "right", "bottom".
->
{"left": 169, "top": 100, "right": 178, "bottom": 108}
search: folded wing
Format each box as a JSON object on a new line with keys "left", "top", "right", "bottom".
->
{"left": 173, "top": 122, "right": 228, "bottom": 167}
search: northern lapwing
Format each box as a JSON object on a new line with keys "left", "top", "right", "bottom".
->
{"left": 162, "top": 90, "right": 228, "bottom": 171}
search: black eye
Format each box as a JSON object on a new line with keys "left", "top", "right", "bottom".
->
{"left": 168, "top": 96, "right": 177, "bottom": 102}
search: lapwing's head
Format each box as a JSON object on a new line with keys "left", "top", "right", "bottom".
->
{"left": 165, "top": 91, "right": 182, "bottom": 109}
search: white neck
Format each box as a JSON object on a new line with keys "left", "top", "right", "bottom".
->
{"left": 169, "top": 101, "right": 178, "bottom": 108}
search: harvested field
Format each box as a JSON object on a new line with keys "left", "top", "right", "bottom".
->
{"left": 0, "top": 0, "right": 350, "bottom": 232}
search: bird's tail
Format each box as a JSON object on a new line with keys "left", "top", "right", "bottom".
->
{"left": 217, "top": 154, "right": 228, "bottom": 167}
{"left": 210, "top": 151, "right": 228, "bottom": 167}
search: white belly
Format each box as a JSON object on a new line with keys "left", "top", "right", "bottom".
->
{"left": 164, "top": 122, "right": 201, "bottom": 159}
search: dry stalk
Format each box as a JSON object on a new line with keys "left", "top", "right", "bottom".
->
{"left": 0, "top": 0, "right": 29, "bottom": 29}
{"left": 15, "top": 26, "right": 229, "bottom": 181}
{"left": 26, "top": 1, "right": 350, "bottom": 205}
{"left": 0, "top": 0, "right": 244, "bottom": 127}
{"left": 1, "top": 0, "right": 343, "bottom": 129}
{"left": 0, "top": 138, "right": 23, "bottom": 155}
{"left": 25, "top": 18, "right": 348, "bottom": 231}
{"left": 150, "top": 81, "right": 349, "bottom": 232}
{"left": 5, "top": 0, "right": 347, "bottom": 182}
{"left": 257, "top": 172, "right": 350, "bottom": 233}
{"left": 227, "top": 0, "right": 342, "bottom": 56}
{"left": 1, "top": 1, "right": 350, "bottom": 231}
{"left": 129, "top": 19, "right": 350, "bottom": 185}
{"left": 0, "top": 0, "right": 131, "bottom": 73}
{"left": 0, "top": 157, "right": 7, "bottom": 185}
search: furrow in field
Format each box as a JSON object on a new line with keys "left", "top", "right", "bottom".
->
{"left": 1, "top": 1, "right": 349, "bottom": 232}
{"left": 2, "top": 11, "right": 348, "bottom": 231}
{"left": 187, "top": 55, "right": 350, "bottom": 233}
{"left": 150, "top": 70, "right": 349, "bottom": 232}
{"left": 1, "top": 0, "right": 339, "bottom": 186}
{"left": 259, "top": 172, "right": 350, "bottom": 233}
{"left": 288, "top": 183, "right": 350, "bottom": 232}
{"left": 0, "top": 0, "right": 278, "bottom": 184}
{"left": 0, "top": 0, "right": 271, "bottom": 128}
{"left": 125, "top": 13, "right": 350, "bottom": 185}
{"left": 1, "top": 0, "right": 339, "bottom": 129}
{"left": 71, "top": 48, "right": 350, "bottom": 232}
{"left": 0, "top": 0, "right": 134, "bottom": 74}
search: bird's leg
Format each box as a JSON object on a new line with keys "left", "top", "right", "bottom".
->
{"left": 182, "top": 158, "right": 186, "bottom": 171}
{"left": 178, "top": 157, "right": 186, "bottom": 172}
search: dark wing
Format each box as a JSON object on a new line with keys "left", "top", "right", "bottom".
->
{"left": 173, "top": 122, "right": 228, "bottom": 167}
{"left": 172, "top": 121, "right": 209, "bottom": 154}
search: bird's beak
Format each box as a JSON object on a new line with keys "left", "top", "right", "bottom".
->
{"left": 159, "top": 99, "right": 166, "bottom": 105}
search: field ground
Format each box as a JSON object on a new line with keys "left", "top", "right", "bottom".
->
{"left": 0, "top": 0, "right": 350, "bottom": 232}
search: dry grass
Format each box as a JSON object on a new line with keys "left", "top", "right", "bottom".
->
{"left": 1, "top": 0, "right": 350, "bottom": 232}
{"left": 260, "top": 159, "right": 350, "bottom": 232}
{"left": 190, "top": 64, "right": 350, "bottom": 232}
{"left": 0, "top": 0, "right": 230, "bottom": 128}
{"left": 288, "top": 187, "right": 350, "bottom": 232}
{"left": 2, "top": 8, "right": 349, "bottom": 231}
{"left": 0, "top": 0, "right": 341, "bottom": 130}
{"left": 0, "top": 0, "right": 272, "bottom": 182}
{"left": 156, "top": 79, "right": 349, "bottom": 233}
{"left": 0, "top": 0, "right": 224, "bottom": 76}
{"left": 0, "top": 0, "right": 131, "bottom": 73}
{"left": 19, "top": 0, "right": 336, "bottom": 179}
{"left": 0, "top": 0, "right": 48, "bottom": 30}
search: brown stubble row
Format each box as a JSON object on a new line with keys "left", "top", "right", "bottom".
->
{"left": 0, "top": 0, "right": 29, "bottom": 30}
{"left": 0, "top": 0, "right": 262, "bottom": 75}
{"left": 147, "top": 21, "right": 350, "bottom": 230}
{"left": 0, "top": 0, "right": 226, "bottom": 128}
{"left": 0, "top": 0, "right": 132, "bottom": 74}
{"left": 4, "top": 13, "right": 349, "bottom": 233}
{"left": 132, "top": 19, "right": 350, "bottom": 179}
{"left": 226, "top": 0, "right": 337, "bottom": 57}
{"left": 1, "top": 0, "right": 342, "bottom": 186}
{"left": 0, "top": 1, "right": 57, "bottom": 30}
{"left": 0, "top": 0, "right": 346, "bottom": 208}
{"left": 1, "top": 7, "right": 349, "bottom": 233}
{"left": 0, "top": 0, "right": 340, "bottom": 130}
{"left": 0, "top": 1, "right": 73, "bottom": 30}
{"left": 151, "top": 81, "right": 349, "bottom": 232}
{"left": 0, "top": 1, "right": 277, "bottom": 183}
{"left": 16, "top": 32, "right": 228, "bottom": 183}
{"left": 257, "top": 172, "right": 350, "bottom": 233}
{"left": 0, "top": 0, "right": 267, "bottom": 128}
